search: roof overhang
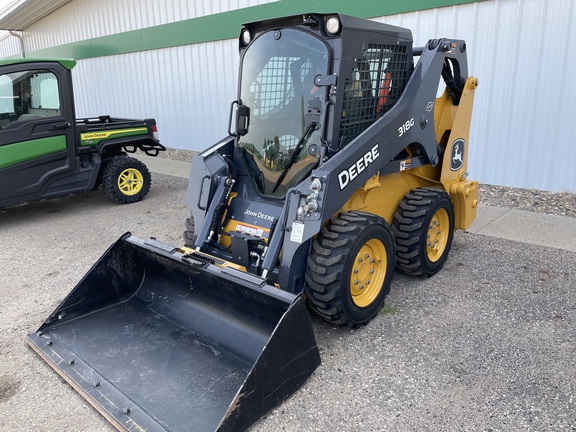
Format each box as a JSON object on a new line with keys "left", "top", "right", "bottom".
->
{"left": 0, "top": 0, "right": 71, "bottom": 31}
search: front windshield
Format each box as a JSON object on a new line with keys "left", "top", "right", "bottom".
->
{"left": 238, "top": 28, "right": 329, "bottom": 197}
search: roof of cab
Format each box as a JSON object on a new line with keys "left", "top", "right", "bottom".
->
{"left": 0, "top": 58, "right": 76, "bottom": 70}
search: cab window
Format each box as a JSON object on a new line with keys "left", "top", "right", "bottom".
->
{"left": 0, "top": 69, "right": 61, "bottom": 127}
{"left": 0, "top": 74, "right": 14, "bottom": 128}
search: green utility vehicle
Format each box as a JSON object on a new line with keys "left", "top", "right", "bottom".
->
{"left": 0, "top": 58, "right": 165, "bottom": 209}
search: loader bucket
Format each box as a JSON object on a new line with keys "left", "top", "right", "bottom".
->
{"left": 26, "top": 234, "right": 320, "bottom": 432}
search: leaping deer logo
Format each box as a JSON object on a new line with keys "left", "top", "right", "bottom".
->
{"left": 453, "top": 143, "right": 462, "bottom": 164}
{"left": 450, "top": 139, "right": 464, "bottom": 171}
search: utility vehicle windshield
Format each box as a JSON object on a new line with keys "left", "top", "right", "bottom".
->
{"left": 238, "top": 28, "right": 329, "bottom": 197}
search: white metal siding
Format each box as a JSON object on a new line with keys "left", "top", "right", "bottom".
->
{"left": 22, "top": 0, "right": 277, "bottom": 52}
{"left": 72, "top": 39, "right": 240, "bottom": 152}
{"left": 0, "top": 33, "right": 20, "bottom": 57}
{"left": 376, "top": 0, "right": 576, "bottom": 191}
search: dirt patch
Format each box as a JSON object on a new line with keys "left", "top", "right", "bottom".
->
{"left": 0, "top": 375, "right": 21, "bottom": 403}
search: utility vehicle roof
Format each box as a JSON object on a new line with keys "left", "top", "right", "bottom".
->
{"left": 0, "top": 58, "right": 76, "bottom": 69}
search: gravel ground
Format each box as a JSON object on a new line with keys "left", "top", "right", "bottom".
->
{"left": 256, "top": 232, "right": 576, "bottom": 431}
{"left": 1, "top": 156, "right": 575, "bottom": 431}
{"left": 0, "top": 173, "right": 188, "bottom": 432}
{"left": 156, "top": 148, "right": 197, "bottom": 162}
{"left": 478, "top": 185, "right": 576, "bottom": 219}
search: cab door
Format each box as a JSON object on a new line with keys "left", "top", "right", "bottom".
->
{"left": 0, "top": 61, "right": 77, "bottom": 207}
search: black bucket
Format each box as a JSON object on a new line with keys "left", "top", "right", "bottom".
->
{"left": 26, "top": 234, "right": 320, "bottom": 432}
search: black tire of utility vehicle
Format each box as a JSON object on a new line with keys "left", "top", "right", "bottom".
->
{"left": 101, "top": 156, "right": 151, "bottom": 204}
{"left": 184, "top": 215, "right": 195, "bottom": 248}
{"left": 304, "top": 211, "right": 395, "bottom": 328}
{"left": 393, "top": 187, "right": 455, "bottom": 277}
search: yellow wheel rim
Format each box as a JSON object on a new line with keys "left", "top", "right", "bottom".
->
{"left": 349, "top": 239, "right": 387, "bottom": 308}
{"left": 426, "top": 208, "right": 450, "bottom": 262}
{"left": 117, "top": 168, "right": 144, "bottom": 196}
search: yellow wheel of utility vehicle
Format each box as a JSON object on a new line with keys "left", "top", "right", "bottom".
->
{"left": 305, "top": 211, "right": 395, "bottom": 327}
{"left": 393, "top": 188, "right": 455, "bottom": 277}
{"left": 102, "top": 156, "right": 151, "bottom": 204}
{"left": 117, "top": 167, "right": 144, "bottom": 196}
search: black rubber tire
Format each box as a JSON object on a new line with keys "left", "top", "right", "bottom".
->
{"left": 393, "top": 187, "right": 455, "bottom": 277}
{"left": 184, "top": 215, "right": 195, "bottom": 248}
{"left": 101, "top": 156, "right": 151, "bottom": 204}
{"left": 304, "top": 211, "right": 395, "bottom": 327}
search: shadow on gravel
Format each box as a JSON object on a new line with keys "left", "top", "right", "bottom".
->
{"left": 0, "top": 375, "right": 21, "bottom": 403}
{"left": 0, "top": 190, "right": 109, "bottom": 225}
{"left": 0, "top": 174, "right": 181, "bottom": 228}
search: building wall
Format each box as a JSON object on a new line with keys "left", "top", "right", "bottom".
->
{"left": 0, "top": 32, "right": 21, "bottom": 56}
{"left": 379, "top": 0, "right": 576, "bottom": 193}
{"left": 21, "top": 0, "right": 276, "bottom": 52}
{"left": 71, "top": 39, "right": 240, "bottom": 151}
{"left": 1, "top": 0, "right": 575, "bottom": 192}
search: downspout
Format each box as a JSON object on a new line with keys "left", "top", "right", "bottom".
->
{"left": 9, "top": 31, "right": 25, "bottom": 58}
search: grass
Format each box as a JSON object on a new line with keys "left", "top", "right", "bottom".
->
{"left": 380, "top": 303, "right": 400, "bottom": 314}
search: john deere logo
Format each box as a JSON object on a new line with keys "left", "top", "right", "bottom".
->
{"left": 450, "top": 139, "right": 465, "bottom": 171}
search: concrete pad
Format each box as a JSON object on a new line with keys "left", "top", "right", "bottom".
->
{"left": 133, "top": 154, "right": 191, "bottom": 179}
{"left": 467, "top": 205, "right": 510, "bottom": 234}
{"left": 469, "top": 206, "right": 576, "bottom": 253}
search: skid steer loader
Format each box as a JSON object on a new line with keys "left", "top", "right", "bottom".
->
{"left": 27, "top": 13, "right": 478, "bottom": 432}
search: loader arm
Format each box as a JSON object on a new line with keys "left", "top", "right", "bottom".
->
{"left": 264, "top": 39, "right": 472, "bottom": 289}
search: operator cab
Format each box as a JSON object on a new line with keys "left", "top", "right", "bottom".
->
{"left": 233, "top": 13, "right": 413, "bottom": 198}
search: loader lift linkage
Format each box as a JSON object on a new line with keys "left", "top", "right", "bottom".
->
{"left": 27, "top": 13, "right": 478, "bottom": 432}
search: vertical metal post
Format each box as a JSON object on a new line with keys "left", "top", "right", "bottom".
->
{"left": 9, "top": 31, "right": 25, "bottom": 58}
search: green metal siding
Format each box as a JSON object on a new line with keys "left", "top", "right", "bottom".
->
{"left": 24, "top": 0, "right": 487, "bottom": 60}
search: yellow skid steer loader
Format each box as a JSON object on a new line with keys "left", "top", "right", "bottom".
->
{"left": 27, "top": 13, "right": 478, "bottom": 432}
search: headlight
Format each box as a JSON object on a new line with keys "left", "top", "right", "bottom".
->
{"left": 241, "top": 29, "right": 251, "bottom": 45}
{"left": 326, "top": 16, "right": 341, "bottom": 35}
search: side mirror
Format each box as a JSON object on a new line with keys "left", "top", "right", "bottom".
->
{"left": 228, "top": 101, "right": 250, "bottom": 137}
